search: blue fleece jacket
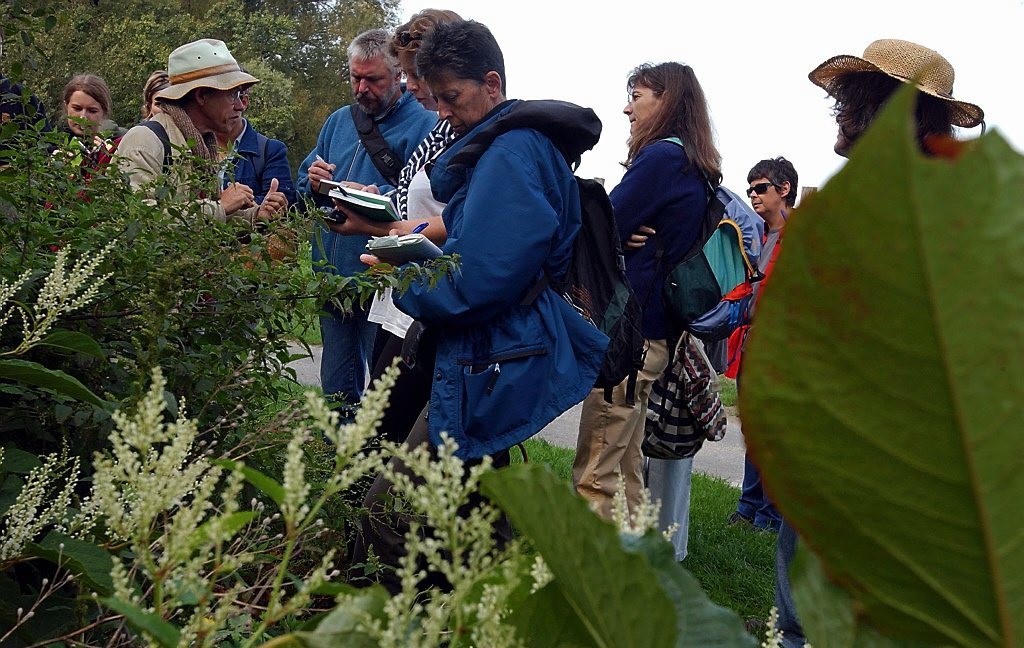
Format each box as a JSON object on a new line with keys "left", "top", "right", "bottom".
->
{"left": 297, "top": 92, "right": 436, "bottom": 277}
{"left": 611, "top": 140, "right": 706, "bottom": 339}
{"left": 225, "top": 120, "right": 296, "bottom": 206}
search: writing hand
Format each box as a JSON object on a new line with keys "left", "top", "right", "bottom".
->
{"left": 307, "top": 158, "right": 336, "bottom": 192}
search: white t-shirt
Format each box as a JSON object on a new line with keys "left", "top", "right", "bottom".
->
{"left": 367, "top": 167, "right": 445, "bottom": 337}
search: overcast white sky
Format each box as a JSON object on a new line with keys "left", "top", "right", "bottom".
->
{"left": 399, "top": 0, "right": 1023, "bottom": 195}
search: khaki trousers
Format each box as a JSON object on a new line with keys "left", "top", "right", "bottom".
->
{"left": 572, "top": 339, "right": 669, "bottom": 520}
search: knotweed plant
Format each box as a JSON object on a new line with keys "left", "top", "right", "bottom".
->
{"left": 1, "top": 241, "right": 115, "bottom": 357}
{"left": 0, "top": 448, "right": 80, "bottom": 564}
{"left": 0, "top": 363, "right": 397, "bottom": 647}
{"left": 347, "top": 435, "right": 529, "bottom": 648}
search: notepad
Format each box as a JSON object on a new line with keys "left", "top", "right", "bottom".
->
{"left": 327, "top": 186, "right": 400, "bottom": 222}
{"left": 366, "top": 233, "right": 443, "bottom": 265}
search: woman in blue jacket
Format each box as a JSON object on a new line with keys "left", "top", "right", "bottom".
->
{"left": 352, "top": 20, "right": 608, "bottom": 593}
{"left": 573, "top": 63, "right": 721, "bottom": 533}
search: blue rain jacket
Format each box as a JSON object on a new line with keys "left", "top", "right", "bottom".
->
{"left": 395, "top": 100, "right": 609, "bottom": 458}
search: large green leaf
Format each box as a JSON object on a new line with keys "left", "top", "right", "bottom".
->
{"left": 101, "top": 597, "right": 181, "bottom": 648}
{"left": 623, "top": 532, "right": 756, "bottom": 648}
{"left": 481, "top": 463, "right": 753, "bottom": 647}
{"left": 0, "top": 446, "right": 42, "bottom": 474}
{"left": 741, "top": 86, "right": 1024, "bottom": 646}
{"left": 790, "top": 547, "right": 930, "bottom": 648}
{"left": 26, "top": 531, "right": 114, "bottom": 596}
{"left": 37, "top": 329, "right": 105, "bottom": 358}
{"left": 212, "top": 459, "right": 285, "bottom": 506}
{"left": 0, "top": 358, "right": 107, "bottom": 407}
{"left": 506, "top": 582, "right": 596, "bottom": 648}
{"left": 288, "top": 584, "right": 388, "bottom": 648}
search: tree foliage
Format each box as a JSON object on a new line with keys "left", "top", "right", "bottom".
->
{"left": 3, "top": 0, "right": 399, "bottom": 166}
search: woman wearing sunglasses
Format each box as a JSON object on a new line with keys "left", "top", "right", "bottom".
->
{"left": 724, "top": 157, "right": 798, "bottom": 534}
{"left": 573, "top": 62, "right": 720, "bottom": 557}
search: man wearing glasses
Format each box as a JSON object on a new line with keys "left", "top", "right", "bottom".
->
{"left": 727, "top": 156, "right": 798, "bottom": 532}
{"left": 217, "top": 83, "right": 296, "bottom": 208}
{"left": 296, "top": 28, "right": 435, "bottom": 414}
{"left": 117, "top": 39, "right": 288, "bottom": 224}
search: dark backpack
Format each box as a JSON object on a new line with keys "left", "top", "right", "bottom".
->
{"left": 564, "top": 178, "right": 646, "bottom": 403}
{"left": 447, "top": 100, "right": 646, "bottom": 405}
{"left": 140, "top": 120, "right": 173, "bottom": 171}
{"left": 518, "top": 176, "right": 645, "bottom": 404}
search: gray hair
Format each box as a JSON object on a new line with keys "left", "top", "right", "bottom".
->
{"left": 347, "top": 28, "right": 400, "bottom": 71}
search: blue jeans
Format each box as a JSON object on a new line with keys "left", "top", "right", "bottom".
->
{"left": 775, "top": 520, "right": 805, "bottom": 647}
{"left": 319, "top": 300, "right": 377, "bottom": 412}
{"left": 736, "top": 453, "right": 782, "bottom": 531}
{"left": 645, "top": 457, "right": 692, "bottom": 561}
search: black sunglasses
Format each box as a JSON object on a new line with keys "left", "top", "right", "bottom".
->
{"left": 746, "top": 182, "right": 778, "bottom": 196}
{"left": 396, "top": 31, "right": 422, "bottom": 47}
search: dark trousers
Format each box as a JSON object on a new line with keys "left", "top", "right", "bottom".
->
{"left": 775, "top": 520, "right": 806, "bottom": 647}
{"left": 350, "top": 409, "right": 512, "bottom": 594}
{"left": 736, "top": 455, "right": 783, "bottom": 531}
{"left": 369, "top": 331, "right": 435, "bottom": 445}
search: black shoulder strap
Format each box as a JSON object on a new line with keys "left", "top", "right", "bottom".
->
{"left": 140, "top": 120, "right": 172, "bottom": 172}
{"left": 351, "top": 107, "right": 401, "bottom": 187}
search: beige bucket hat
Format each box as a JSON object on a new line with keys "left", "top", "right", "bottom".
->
{"left": 155, "top": 38, "right": 259, "bottom": 101}
{"left": 808, "top": 38, "right": 984, "bottom": 128}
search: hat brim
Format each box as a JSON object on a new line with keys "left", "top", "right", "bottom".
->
{"left": 155, "top": 70, "right": 259, "bottom": 101}
{"left": 808, "top": 54, "right": 984, "bottom": 128}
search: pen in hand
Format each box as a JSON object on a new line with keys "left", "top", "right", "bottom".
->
{"left": 411, "top": 222, "right": 429, "bottom": 234}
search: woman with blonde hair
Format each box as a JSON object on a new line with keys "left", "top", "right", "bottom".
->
{"left": 574, "top": 62, "right": 721, "bottom": 558}
{"left": 60, "top": 73, "right": 123, "bottom": 166}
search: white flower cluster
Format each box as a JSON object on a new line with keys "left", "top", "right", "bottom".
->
{"left": 82, "top": 367, "right": 209, "bottom": 542}
{"left": 359, "top": 434, "right": 524, "bottom": 648}
{"left": 0, "top": 352, "right": 397, "bottom": 645}
{"left": 529, "top": 554, "right": 554, "bottom": 593}
{"left": 0, "top": 269, "right": 31, "bottom": 333}
{"left": 4, "top": 241, "right": 116, "bottom": 356}
{"left": 0, "top": 450, "right": 80, "bottom": 563}
{"left": 612, "top": 484, "right": 667, "bottom": 537}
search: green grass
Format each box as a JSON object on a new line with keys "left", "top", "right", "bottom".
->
{"left": 719, "top": 376, "right": 737, "bottom": 407}
{"left": 683, "top": 474, "right": 776, "bottom": 623}
{"left": 518, "top": 437, "right": 774, "bottom": 625}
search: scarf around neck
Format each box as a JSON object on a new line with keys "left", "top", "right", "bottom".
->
{"left": 157, "top": 101, "right": 219, "bottom": 165}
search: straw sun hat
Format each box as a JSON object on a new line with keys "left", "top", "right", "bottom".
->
{"left": 808, "top": 38, "right": 984, "bottom": 128}
{"left": 155, "top": 38, "right": 259, "bottom": 101}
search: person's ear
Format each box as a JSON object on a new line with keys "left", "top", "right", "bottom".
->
{"left": 483, "top": 71, "right": 502, "bottom": 98}
{"left": 194, "top": 88, "right": 210, "bottom": 106}
{"left": 778, "top": 181, "right": 791, "bottom": 201}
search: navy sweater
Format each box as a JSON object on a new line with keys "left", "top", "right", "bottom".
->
{"left": 611, "top": 139, "right": 706, "bottom": 339}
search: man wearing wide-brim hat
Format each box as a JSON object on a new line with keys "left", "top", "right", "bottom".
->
{"left": 117, "top": 38, "right": 288, "bottom": 224}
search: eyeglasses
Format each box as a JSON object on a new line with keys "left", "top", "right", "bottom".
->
{"left": 224, "top": 88, "right": 249, "bottom": 104}
{"left": 746, "top": 182, "right": 778, "bottom": 196}
{"left": 396, "top": 31, "right": 423, "bottom": 47}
